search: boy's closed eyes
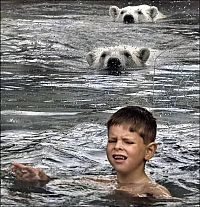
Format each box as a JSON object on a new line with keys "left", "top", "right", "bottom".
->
{"left": 108, "top": 138, "right": 135, "bottom": 144}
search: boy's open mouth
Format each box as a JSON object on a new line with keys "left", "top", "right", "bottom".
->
{"left": 113, "top": 155, "right": 127, "bottom": 160}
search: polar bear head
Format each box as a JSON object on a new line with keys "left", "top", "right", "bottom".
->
{"left": 86, "top": 46, "right": 150, "bottom": 71}
{"left": 109, "top": 4, "right": 166, "bottom": 23}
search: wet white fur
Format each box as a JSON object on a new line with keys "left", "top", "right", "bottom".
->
{"left": 109, "top": 4, "right": 166, "bottom": 23}
{"left": 86, "top": 46, "right": 150, "bottom": 70}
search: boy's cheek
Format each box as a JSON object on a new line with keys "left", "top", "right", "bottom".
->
{"left": 106, "top": 143, "right": 110, "bottom": 150}
{"left": 106, "top": 144, "right": 112, "bottom": 151}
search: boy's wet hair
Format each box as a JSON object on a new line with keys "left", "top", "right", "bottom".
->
{"left": 107, "top": 106, "right": 157, "bottom": 144}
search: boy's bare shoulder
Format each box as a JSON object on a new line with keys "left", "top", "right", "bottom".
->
{"left": 117, "top": 181, "right": 171, "bottom": 198}
{"left": 146, "top": 182, "right": 171, "bottom": 198}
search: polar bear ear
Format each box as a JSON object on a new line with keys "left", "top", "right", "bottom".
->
{"left": 149, "top": 6, "right": 159, "bottom": 19}
{"left": 109, "top": 6, "right": 120, "bottom": 20}
{"left": 137, "top": 48, "right": 150, "bottom": 63}
{"left": 86, "top": 52, "right": 96, "bottom": 66}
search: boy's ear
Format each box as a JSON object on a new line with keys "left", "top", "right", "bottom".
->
{"left": 137, "top": 48, "right": 150, "bottom": 63}
{"left": 145, "top": 142, "right": 157, "bottom": 161}
{"left": 86, "top": 52, "right": 95, "bottom": 66}
{"left": 109, "top": 6, "right": 120, "bottom": 20}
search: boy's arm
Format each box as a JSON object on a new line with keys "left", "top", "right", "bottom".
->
{"left": 11, "top": 162, "right": 51, "bottom": 185}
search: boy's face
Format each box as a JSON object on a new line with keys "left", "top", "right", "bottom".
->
{"left": 106, "top": 124, "right": 148, "bottom": 176}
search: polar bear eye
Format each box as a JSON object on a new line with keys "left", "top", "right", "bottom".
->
{"left": 123, "top": 51, "right": 131, "bottom": 58}
{"left": 101, "top": 52, "right": 107, "bottom": 58}
{"left": 137, "top": 10, "right": 143, "bottom": 15}
{"left": 120, "top": 10, "right": 125, "bottom": 15}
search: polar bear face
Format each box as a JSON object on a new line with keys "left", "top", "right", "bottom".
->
{"left": 109, "top": 5, "right": 165, "bottom": 23}
{"left": 86, "top": 46, "right": 150, "bottom": 71}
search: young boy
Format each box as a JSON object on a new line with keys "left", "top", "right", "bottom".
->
{"left": 11, "top": 106, "right": 171, "bottom": 198}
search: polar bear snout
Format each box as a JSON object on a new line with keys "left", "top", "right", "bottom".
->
{"left": 107, "top": 57, "right": 122, "bottom": 69}
{"left": 123, "top": 14, "right": 134, "bottom": 24}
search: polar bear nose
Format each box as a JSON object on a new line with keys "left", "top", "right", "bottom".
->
{"left": 123, "top": 14, "right": 134, "bottom": 24}
{"left": 107, "top": 58, "right": 122, "bottom": 68}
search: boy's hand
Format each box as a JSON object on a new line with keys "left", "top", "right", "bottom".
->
{"left": 11, "top": 162, "right": 50, "bottom": 183}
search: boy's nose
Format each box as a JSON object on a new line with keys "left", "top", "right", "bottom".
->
{"left": 114, "top": 140, "right": 123, "bottom": 150}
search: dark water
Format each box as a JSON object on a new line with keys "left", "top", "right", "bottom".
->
{"left": 1, "top": 0, "right": 199, "bottom": 206}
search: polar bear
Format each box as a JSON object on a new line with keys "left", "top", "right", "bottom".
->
{"left": 86, "top": 46, "right": 150, "bottom": 71}
{"left": 109, "top": 4, "right": 166, "bottom": 23}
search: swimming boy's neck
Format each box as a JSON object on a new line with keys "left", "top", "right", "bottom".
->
{"left": 117, "top": 172, "right": 150, "bottom": 185}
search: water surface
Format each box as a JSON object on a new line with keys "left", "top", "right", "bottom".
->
{"left": 1, "top": 0, "right": 199, "bottom": 206}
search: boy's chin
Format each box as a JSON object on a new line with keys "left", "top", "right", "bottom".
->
{"left": 113, "top": 166, "right": 128, "bottom": 174}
